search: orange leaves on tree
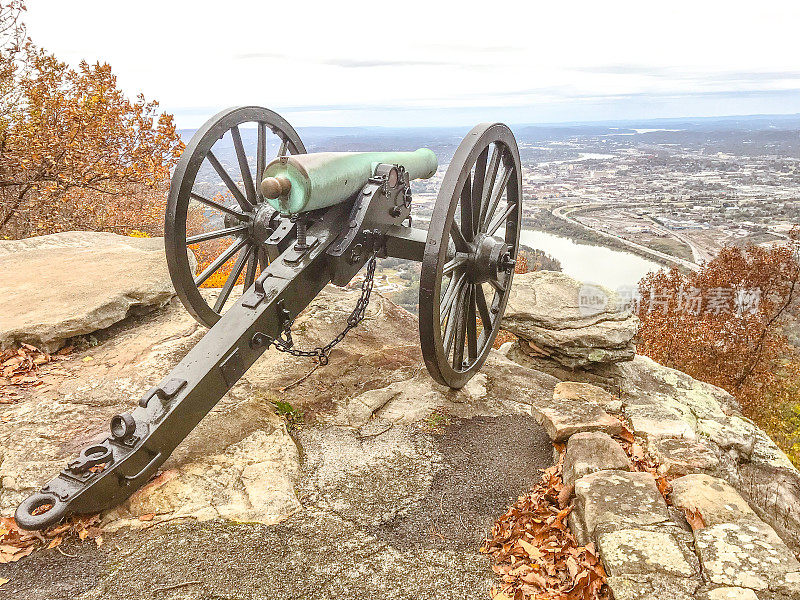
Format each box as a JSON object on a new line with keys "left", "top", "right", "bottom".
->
{"left": 636, "top": 230, "right": 800, "bottom": 444}
{"left": 185, "top": 192, "right": 252, "bottom": 290}
{"left": 515, "top": 252, "right": 529, "bottom": 275}
{"left": 0, "top": 4, "right": 184, "bottom": 238}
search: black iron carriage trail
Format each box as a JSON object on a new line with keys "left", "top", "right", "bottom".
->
{"left": 16, "top": 107, "right": 523, "bottom": 530}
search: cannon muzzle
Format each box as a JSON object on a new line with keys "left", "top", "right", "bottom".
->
{"left": 260, "top": 148, "right": 437, "bottom": 214}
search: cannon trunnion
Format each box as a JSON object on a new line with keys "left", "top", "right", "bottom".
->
{"left": 16, "top": 106, "right": 523, "bottom": 530}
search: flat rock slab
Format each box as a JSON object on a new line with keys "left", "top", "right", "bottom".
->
{"left": 670, "top": 474, "right": 758, "bottom": 527}
{"left": 574, "top": 470, "right": 670, "bottom": 537}
{"left": 553, "top": 381, "right": 621, "bottom": 412}
{"left": 648, "top": 437, "right": 720, "bottom": 477}
{"left": 503, "top": 271, "right": 633, "bottom": 330}
{"left": 695, "top": 522, "right": 800, "bottom": 594}
{"left": 501, "top": 271, "right": 638, "bottom": 369}
{"left": 605, "top": 573, "right": 699, "bottom": 600}
{"left": 597, "top": 527, "right": 699, "bottom": 578}
{"left": 532, "top": 396, "right": 622, "bottom": 442}
{"left": 563, "top": 431, "right": 631, "bottom": 487}
{"left": 0, "top": 232, "right": 176, "bottom": 351}
{"left": 625, "top": 402, "right": 695, "bottom": 440}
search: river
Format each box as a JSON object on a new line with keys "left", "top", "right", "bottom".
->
{"left": 519, "top": 228, "right": 662, "bottom": 290}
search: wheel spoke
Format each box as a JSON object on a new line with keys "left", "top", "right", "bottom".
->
{"left": 481, "top": 162, "right": 512, "bottom": 232}
{"left": 213, "top": 244, "right": 252, "bottom": 312}
{"left": 472, "top": 146, "right": 489, "bottom": 221}
{"left": 440, "top": 272, "right": 466, "bottom": 325}
{"left": 439, "top": 272, "right": 457, "bottom": 308}
{"left": 460, "top": 173, "right": 474, "bottom": 241}
{"left": 186, "top": 224, "right": 249, "bottom": 245}
{"left": 451, "top": 285, "right": 469, "bottom": 368}
{"left": 489, "top": 275, "right": 507, "bottom": 294}
{"left": 194, "top": 236, "right": 249, "bottom": 287}
{"left": 444, "top": 283, "right": 467, "bottom": 359}
{"left": 442, "top": 253, "right": 468, "bottom": 276}
{"left": 450, "top": 220, "right": 470, "bottom": 252}
{"left": 478, "top": 145, "right": 502, "bottom": 226}
{"left": 443, "top": 304, "right": 457, "bottom": 356}
{"left": 206, "top": 150, "right": 253, "bottom": 212}
{"left": 487, "top": 201, "right": 517, "bottom": 237}
{"left": 189, "top": 193, "right": 249, "bottom": 221}
{"left": 476, "top": 284, "right": 493, "bottom": 330}
{"left": 278, "top": 136, "right": 288, "bottom": 157}
{"left": 466, "top": 284, "right": 478, "bottom": 362}
{"left": 256, "top": 122, "right": 267, "bottom": 203}
{"left": 231, "top": 125, "right": 256, "bottom": 207}
{"left": 243, "top": 246, "right": 259, "bottom": 289}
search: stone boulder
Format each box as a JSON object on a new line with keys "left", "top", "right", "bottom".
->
{"left": 502, "top": 271, "right": 638, "bottom": 369}
{"left": 0, "top": 232, "right": 177, "bottom": 352}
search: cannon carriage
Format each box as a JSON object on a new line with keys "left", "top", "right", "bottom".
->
{"left": 16, "top": 106, "right": 523, "bottom": 529}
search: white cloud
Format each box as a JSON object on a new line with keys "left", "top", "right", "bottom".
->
{"left": 24, "top": 0, "right": 800, "bottom": 127}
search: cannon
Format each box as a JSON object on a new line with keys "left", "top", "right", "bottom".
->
{"left": 15, "top": 106, "right": 523, "bottom": 530}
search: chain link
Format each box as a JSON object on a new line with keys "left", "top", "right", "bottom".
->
{"left": 262, "top": 253, "right": 377, "bottom": 365}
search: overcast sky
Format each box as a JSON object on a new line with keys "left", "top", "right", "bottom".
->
{"left": 25, "top": 1, "right": 800, "bottom": 129}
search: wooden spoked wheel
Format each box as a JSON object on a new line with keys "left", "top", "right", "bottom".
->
{"left": 165, "top": 106, "right": 305, "bottom": 327}
{"left": 419, "top": 123, "right": 522, "bottom": 388}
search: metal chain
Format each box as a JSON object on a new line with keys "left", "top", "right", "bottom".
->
{"left": 264, "top": 253, "right": 377, "bottom": 365}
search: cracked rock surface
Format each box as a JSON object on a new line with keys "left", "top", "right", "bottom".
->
{"left": 0, "top": 232, "right": 178, "bottom": 352}
{"left": 1, "top": 282, "right": 555, "bottom": 599}
{"left": 3, "top": 264, "right": 800, "bottom": 600}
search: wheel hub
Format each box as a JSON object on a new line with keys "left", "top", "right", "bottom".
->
{"left": 468, "top": 234, "right": 512, "bottom": 284}
{"left": 250, "top": 203, "right": 276, "bottom": 245}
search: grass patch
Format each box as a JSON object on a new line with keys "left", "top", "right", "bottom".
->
{"left": 421, "top": 410, "right": 452, "bottom": 434}
{"left": 272, "top": 400, "right": 304, "bottom": 432}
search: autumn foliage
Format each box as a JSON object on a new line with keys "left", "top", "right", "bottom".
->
{"left": 0, "top": 2, "right": 183, "bottom": 239}
{"left": 636, "top": 232, "right": 800, "bottom": 459}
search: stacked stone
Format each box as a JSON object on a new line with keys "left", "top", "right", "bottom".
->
{"left": 501, "top": 271, "right": 800, "bottom": 559}
{"left": 532, "top": 381, "right": 800, "bottom": 600}
{"left": 616, "top": 355, "right": 800, "bottom": 554}
{"left": 501, "top": 271, "right": 638, "bottom": 370}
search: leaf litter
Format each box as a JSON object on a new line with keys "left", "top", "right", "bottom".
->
{"left": 480, "top": 448, "right": 610, "bottom": 600}
{"left": 481, "top": 420, "right": 702, "bottom": 600}
{"left": 0, "top": 514, "right": 101, "bottom": 563}
{"left": 0, "top": 343, "right": 73, "bottom": 403}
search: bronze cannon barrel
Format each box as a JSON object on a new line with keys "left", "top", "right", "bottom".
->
{"left": 260, "top": 149, "right": 438, "bottom": 214}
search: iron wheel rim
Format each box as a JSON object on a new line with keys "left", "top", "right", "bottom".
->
{"left": 165, "top": 106, "right": 306, "bottom": 327}
{"left": 419, "top": 122, "right": 522, "bottom": 388}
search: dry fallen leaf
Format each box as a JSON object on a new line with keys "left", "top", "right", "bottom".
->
{"left": 517, "top": 539, "right": 542, "bottom": 561}
{"left": 683, "top": 507, "right": 706, "bottom": 531}
{"left": 0, "top": 577, "right": 9, "bottom": 587}
{"left": 138, "top": 513, "right": 156, "bottom": 522}
{"left": 481, "top": 450, "right": 610, "bottom": 600}
{"left": 557, "top": 482, "right": 574, "bottom": 508}
{"left": 46, "top": 536, "right": 63, "bottom": 550}
{"left": 0, "top": 512, "right": 102, "bottom": 562}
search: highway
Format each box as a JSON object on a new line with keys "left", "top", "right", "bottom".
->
{"left": 552, "top": 203, "right": 701, "bottom": 273}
